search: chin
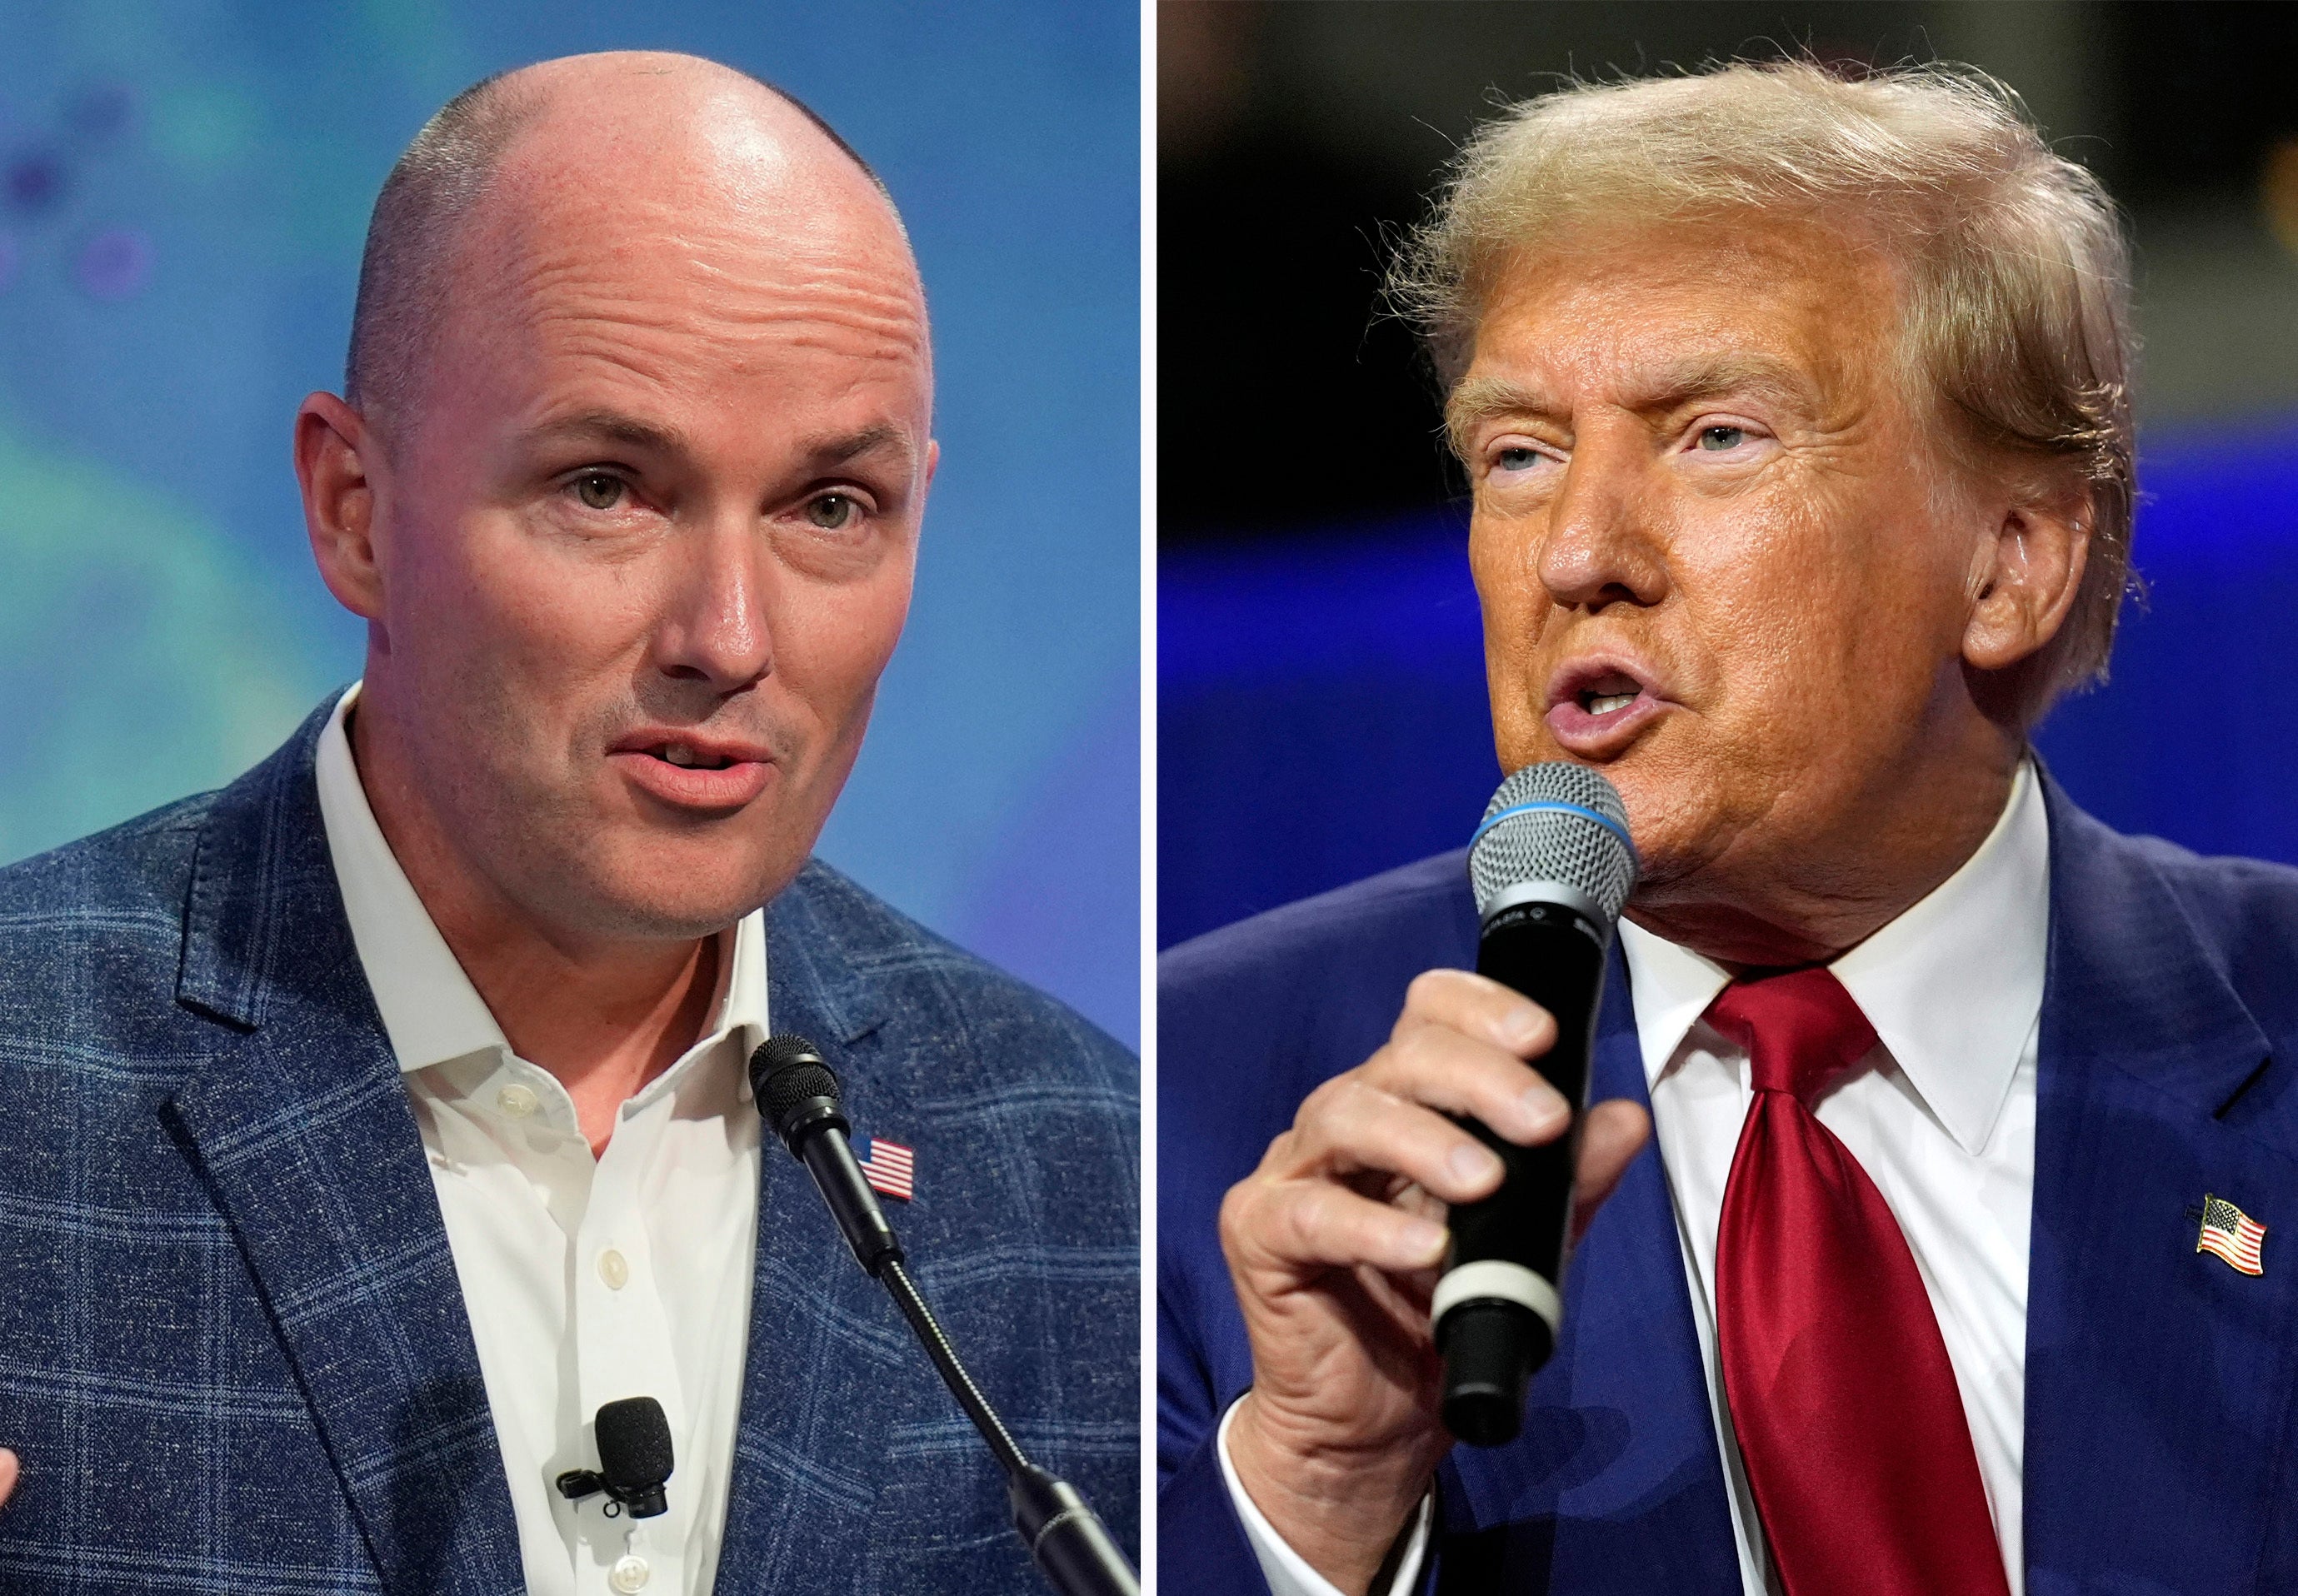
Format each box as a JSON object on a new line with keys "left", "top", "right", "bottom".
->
{"left": 551, "top": 834, "right": 802, "bottom": 942}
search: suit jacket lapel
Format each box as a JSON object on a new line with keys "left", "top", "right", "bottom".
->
{"left": 164, "top": 700, "right": 522, "bottom": 1594}
{"left": 715, "top": 867, "right": 906, "bottom": 1588}
{"left": 2026, "top": 782, "right": 2298, "bottom": 1594}
{"left": 1438, "top": 945, "right": 1741, "bottom": 1594}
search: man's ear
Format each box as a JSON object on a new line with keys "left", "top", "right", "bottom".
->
{"left": 294, "top": 392, "right": 386, "bottom": 621}
{"left": 1961, "top": 471, "right": 2093, "bottom": 675}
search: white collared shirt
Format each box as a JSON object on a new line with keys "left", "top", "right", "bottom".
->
{"left": 312, "top": 685, "right": 765, "bottom": 1596}
{"left": 1226, "top": 762, "right": 2047, "bottom": 1596}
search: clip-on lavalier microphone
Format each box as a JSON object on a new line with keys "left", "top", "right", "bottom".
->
{"left": 555, "top": 1394, "right": 674, "bottom": 1519}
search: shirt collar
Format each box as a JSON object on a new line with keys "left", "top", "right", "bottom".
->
{"left": 1617, "top": 759, "right": 2050, "bottom": 1155}
{"left": 312, "top": 683, "right": 769, "bottom": 1083}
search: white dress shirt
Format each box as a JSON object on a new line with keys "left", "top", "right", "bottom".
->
{"left": 313, "top": 685, "right": 765, "bottom": 1596}
{"left": 1226, "top": 762, "right": 2047, "bottom": 1596}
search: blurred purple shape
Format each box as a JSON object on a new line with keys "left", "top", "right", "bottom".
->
{"left": 76, "top": 227, "right": 152, "bottom": 301}
{"left": 5, "top": 149, "right": 66, "bottom": 213}
{"left": 66, "top": 82, "right": 137, "bottom": 142}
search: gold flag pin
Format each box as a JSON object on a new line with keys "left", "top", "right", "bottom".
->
{"left": 2198, "top": 1194, "right": 2267, "bottom": 1276}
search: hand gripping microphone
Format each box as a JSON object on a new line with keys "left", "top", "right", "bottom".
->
{"left": 750, "top": 1036, "right": 1140, "bottom": 1596}
{"left": 1435, "top": 762, "right": 1638, "bottom": 1447}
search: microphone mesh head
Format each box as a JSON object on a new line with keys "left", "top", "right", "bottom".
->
{"left": 751, "top": 1035, "right": 839, "bottom": 1117}
{"left": 1468, "top": 762, "right": 1637, "bottom": 928}
{"left": 595, "top": 1395, "right": 674, "bottom": 1489}
{"left": 762, "top": 1061, "right": 838, "bottom": 1120}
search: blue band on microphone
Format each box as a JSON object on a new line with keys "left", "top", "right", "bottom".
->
{"left": 1470, "top": 800, "right": 1637, "bottom": 861}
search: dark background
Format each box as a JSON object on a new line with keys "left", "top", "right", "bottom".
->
{"left": 1160, "top": 0, "right": 2298, "bottom": 946}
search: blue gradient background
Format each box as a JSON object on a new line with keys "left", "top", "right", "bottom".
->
{"left": 1161, "top": 421, "right": 2298, "bottom": 950}
{"left": 0, "top": 2, "right": 1139, "bottom": 1044}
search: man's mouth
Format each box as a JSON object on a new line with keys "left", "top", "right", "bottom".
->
{"left": 653, "top": 742, "right": 736, "bottom": 771}
{"left": 1546, "top": 662, "right": 1667, "bottom": 753}
{"left": 1570, "top": 671, "right": 1647, "bottom": 719}
{"left": 610, "top": 731, "right": 777, "bottom": 810}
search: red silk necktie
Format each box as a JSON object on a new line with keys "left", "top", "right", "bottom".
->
{"left": 1707, "top": 967, "right": 2010, "bottom": 1596}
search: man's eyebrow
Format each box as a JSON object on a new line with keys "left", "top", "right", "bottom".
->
{"left": 516, "top": 412, "right": 919, "bottom": 474}
{"left": 1446, "top": 377, "right": 1556, "bottom": 451}
{"left": 1632, "top": 352, "right": 1821, "bottom": 413}
{"left": 1446, "top": 354, "right": 1821, "bottom": 451}
{"left": 522, "top": 409, "right": 692, "bottom": 456}
{"left": 800, "top": 421, "right": 915, "bottom": 467}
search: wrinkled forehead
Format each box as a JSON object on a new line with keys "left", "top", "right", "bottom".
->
{"left": 1452, "top": 211, "right": 1906, "bottom": 421}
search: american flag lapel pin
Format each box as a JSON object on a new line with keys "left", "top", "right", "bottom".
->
{"left": 857, "top": 1135, "right": 915, "bottom": 1202}
{"left": 2198, "top": 1193, "right": 2266, "bottom": 1276}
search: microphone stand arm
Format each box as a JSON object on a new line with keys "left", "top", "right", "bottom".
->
{"left": 756, "top": 1042, "right": 1138, "bottom": 1596}
{"left": 877, "top": 1257, "right": 1140, "bottom": 1596}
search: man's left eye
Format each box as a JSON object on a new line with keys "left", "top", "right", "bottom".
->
{"left": 806, "top": 494, "right": 860, "bottom": 530}
{"left": 1697, "top": 426, "right": 1747, "bottom": 451}
{"left": 572, "top": 472, "right": 626, "bottom": 510}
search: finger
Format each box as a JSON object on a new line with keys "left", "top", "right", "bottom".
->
{"left": 0, "top": 1448, "right": 17, "bottom": 1509}
{"left": 1290, "top": 1075, "right": 1506, "bottom": 1204}
{"left": 1362, "top": 1019, "right": 1571, "bottom": 1145}
{"left": 1394, "top": 968, "right": 1556, "bottom": 1061}
{"left": 1389, "top": 1180, "right": 1446, "bottom": 1223}
{"left": 1570, "top": 1099, "right": 1651, "bottom": 1242}
{"left": 1227, "top": 1175, "right": 1450, "bottom": 1275}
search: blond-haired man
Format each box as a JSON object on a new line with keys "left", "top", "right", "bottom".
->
{"left": 1161, "top": 61, "right": 2292, "bottom": 1596}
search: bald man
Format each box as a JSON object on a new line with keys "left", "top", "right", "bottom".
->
{"left": 0, "top": 52, "right": 1135, "bottom": 1595}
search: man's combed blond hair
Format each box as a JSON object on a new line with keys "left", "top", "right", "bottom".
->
{"left": 1394, "top": 59, "right": 2136, "bottom": 718}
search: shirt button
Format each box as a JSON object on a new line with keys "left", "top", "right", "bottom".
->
{"left": 496, "top": 1083, "right": 538, "bottom": 1119}
{"left": 610, "top": 1554, "right": 650, "bottom": 1592}
{"left": 597, "top": 1248, "right": 630, "bottom": 1290}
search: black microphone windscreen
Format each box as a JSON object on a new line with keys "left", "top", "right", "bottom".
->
{"left": 595, "top": 1396, "right": 674, "bottom": 1489}
{"left": 761, "top": 1062, "right": 837, "bottom": 1114}
{"left": 750, "top": 1035, "right": 838, "bottom": 1109}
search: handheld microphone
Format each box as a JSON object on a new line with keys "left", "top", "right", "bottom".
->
{"left": 749, "top": 1036, "right": 1140, "bottom": 1596}
{"left": 1434, "top": 762, "right": 1638, "bottom": 1447}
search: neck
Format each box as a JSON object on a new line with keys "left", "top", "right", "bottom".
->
{"left": 349, "top": 696, "right": 722, "bottom": 1155}
{"left": 1626, "top": 715, "right": 2026, "bottom": 972}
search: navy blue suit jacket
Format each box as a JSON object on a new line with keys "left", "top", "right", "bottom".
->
{"left": 0, "top": 697, "right": 1137, "bottom": 1594}
{"left": 1160, "top": 777, "right": 2298, "bottom": 1594}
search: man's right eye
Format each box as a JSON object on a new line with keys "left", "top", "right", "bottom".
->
{"left": 1496, "top": 446, "right": 1542, "bottom": 472}
{"left": 572, "top": 473, "right": 625, "bottom": 511}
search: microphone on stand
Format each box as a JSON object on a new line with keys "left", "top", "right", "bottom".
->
{"left": 1434, "top": 762, "right": 1639, "bottom": 1446}
{"left": 749, "top": 1036, "right": 1140, "bottom": 1596}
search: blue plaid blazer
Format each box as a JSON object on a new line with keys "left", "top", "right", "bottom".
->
{"left": 0, "top": 697, "right": 1138, "bottom": 1594}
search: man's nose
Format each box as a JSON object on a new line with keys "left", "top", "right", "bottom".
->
{"left": 1537, "top": 430, "right": 1670, "bottom": 613}
{"left": 656, "top": 517, "right": 773, "bottom": 692}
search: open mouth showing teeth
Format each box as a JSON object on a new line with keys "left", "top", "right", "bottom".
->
{"left": 1574, "top": 676, "right": 1644, "bottom": 716}
{"left": 654, "top": 743, "right": 734, "bottom": 770}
